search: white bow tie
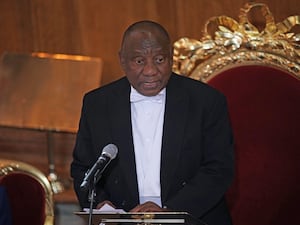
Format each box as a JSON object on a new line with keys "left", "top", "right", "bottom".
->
{"left": 130, "top": 88, "right": 165, "bottom": 104}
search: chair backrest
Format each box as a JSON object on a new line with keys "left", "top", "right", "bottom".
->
{"left": 0, "top": 159, "right": 54, "bottom": 225}
{"left": 173, "top": 2, "right": 300, "bottom": 225}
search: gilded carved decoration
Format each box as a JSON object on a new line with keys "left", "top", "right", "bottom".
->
{"left": 172, "top": 2, "right": 300, "bottom": 82}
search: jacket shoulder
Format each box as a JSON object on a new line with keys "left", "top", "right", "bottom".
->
{"left": 170, "top": 73, "right": 225, "bottom": 99}
{"left": 84, "top": 76, "right": 129, "bottom": 98}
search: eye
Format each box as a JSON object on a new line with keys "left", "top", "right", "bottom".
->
{"left": 134, "top": 57, "right": 144, "bottom": 65}
{"left": 155, "top": 56, "right": 165, "bottom": 64}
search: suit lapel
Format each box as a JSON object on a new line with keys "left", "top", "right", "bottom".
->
{"left": 109, "top": 78, "right": 139, "bottom": 203}
{"left": 161, "top": 75, "right": 189, "bottom": 202}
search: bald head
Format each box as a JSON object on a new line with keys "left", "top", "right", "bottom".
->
{"left": 120, "top": 20, "right": 172, "bottom": 55}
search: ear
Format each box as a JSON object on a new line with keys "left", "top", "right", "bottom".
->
{"left": 170, "top": 47, "right": 174, "bottom": 65}
{"left": 119, "top": 51, "right": 125, "bottom": 68}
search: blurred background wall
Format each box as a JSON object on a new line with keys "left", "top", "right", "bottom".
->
{"left": 0, "top": 0, "right": 298, "bottom": 85}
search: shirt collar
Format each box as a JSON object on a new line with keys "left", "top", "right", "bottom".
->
{"left": 130, "top": 86, "right": 166, "bottom": 104}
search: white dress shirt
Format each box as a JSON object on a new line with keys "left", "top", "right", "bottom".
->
{"left": 130, "top": 86, "right": 166, "bottom": 207}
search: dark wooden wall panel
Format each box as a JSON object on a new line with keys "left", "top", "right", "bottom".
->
{"left": 0, "top": 127, "right": 75, "bottom": 180}
{"left": 0, "top": 127, "right": 77, "bottom": 202}
{"left": 0, "top": 0, "right": 299, "bottom": 202}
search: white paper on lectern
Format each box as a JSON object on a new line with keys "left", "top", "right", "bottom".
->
{"left": 83, "top": 203, "right": 126, "bottom": 213}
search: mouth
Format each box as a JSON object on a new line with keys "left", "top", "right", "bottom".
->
{"left": 138, "top": 80, "right": 162, "bottom": 96}
{"left": 142, "top": 81, "right": 160, "bottom": 90}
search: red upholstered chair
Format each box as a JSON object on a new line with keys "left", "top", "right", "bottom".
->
{"left": 173, "top": 2, "right": 300, "bottom": 225}
{"left": 0, "top": 159, "right": 54, "bottom": 225}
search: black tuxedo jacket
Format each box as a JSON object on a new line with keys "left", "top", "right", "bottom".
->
{"left": 71, "top": 73, "right": 234, "bottom": 225}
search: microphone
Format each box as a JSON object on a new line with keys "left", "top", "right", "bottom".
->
{"left": 80, "top": 144, "right": 118, "bottom": 190}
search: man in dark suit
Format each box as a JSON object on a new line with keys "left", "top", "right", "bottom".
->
{"left": 71, "top": 20, "right": 234, "bottom": 225}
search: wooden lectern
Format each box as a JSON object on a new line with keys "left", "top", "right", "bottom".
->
{"left": 0, "top": 52, "right": 103, "bottom": 196}
{"left": 75, "top": 211, "right": 206, "bottom": 225}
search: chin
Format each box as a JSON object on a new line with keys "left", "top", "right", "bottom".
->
{"left": 141, "top": 89, "right": 160, "bottom": 96}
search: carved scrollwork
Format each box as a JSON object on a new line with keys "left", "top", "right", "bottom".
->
{"left": 173, "top": 2, "right": 300, "bottom": 82}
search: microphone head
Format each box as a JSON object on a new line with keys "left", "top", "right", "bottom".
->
{"left": 102, "top": 144, "right": 118, "bottom": 159}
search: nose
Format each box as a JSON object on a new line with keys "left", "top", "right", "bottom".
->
{"left": 143, "top": 61, "right": 158, "bottom": 76}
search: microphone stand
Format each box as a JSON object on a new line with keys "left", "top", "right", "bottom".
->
{"left": 87, "top": 169, "right": 102, "bottom": 225}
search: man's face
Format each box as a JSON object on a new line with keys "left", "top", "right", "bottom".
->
{"left": 119, "top": 30, "right": 173, "bottom": 96}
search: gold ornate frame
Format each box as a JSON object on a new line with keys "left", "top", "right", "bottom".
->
{"left": 173, "top": 2, "right": 300, "bottom": 82}
{"left": 0, "top": 159, "right": 54, "bottom": 225}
